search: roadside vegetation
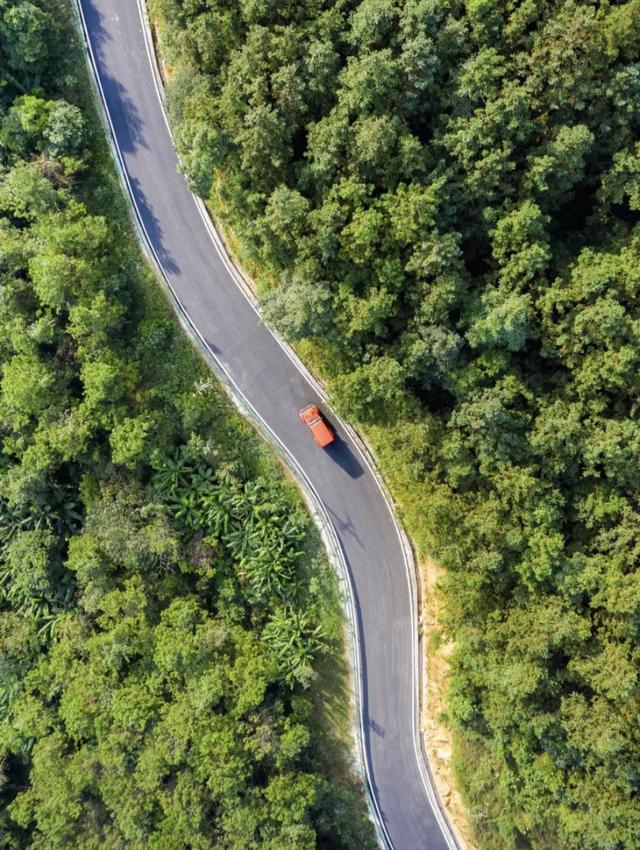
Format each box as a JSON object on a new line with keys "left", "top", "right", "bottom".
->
{"left": 0, "top": 2, "right": 377, "bottom": 848}
{"left": 150, "top": 1, "right": 640, "bottom": 848}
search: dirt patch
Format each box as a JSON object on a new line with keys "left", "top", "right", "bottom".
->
{"left": 421, "top": 555, "right": 477, "bottom": 850}
{"left": 149, "top": 20, "right": 173, "bottom": 84}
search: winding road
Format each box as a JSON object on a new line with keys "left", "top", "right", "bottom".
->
{"left": 75, "top": 3, "right": 461, "bottom": 848}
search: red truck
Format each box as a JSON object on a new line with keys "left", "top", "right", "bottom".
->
{"left": 299, "top": 404, "right": 335, "bottom": 448}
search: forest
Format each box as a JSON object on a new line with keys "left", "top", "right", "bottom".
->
{"left": 0, "top": 2, "right": 376, "bottom": 848}
{"left": 149, "top": 0, "right": 640, "bottom": 848}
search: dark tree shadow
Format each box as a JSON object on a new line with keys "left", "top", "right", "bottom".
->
{"left": 326, "top": 505, "right": 364, "bottom": 549}
{"left": 129, "top": 176, "right": 181, "bottom": 275}
{"left": 82, "top": 0, "right": 149, "bottom": 155}
{"left": 81, "top": 2, "right": 181, "bottom": 275}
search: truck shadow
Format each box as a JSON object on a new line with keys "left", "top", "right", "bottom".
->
{"left": 325, "top": 438, "right": 364, "bottom": 479}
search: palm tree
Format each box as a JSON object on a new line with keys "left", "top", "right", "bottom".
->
{"left": 263, "top": 607, "right": 326, "bottom": 689}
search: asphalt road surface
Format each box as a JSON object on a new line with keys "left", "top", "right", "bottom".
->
{"left": 77, "top": 3, "right": 459, "bottom": 848}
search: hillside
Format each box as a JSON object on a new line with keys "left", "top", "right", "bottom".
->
{"left": 0, "top": 3, "right": 376, "bottom": 848}
{"left": 149, "top": 1, "right": 640, "bottom": 847}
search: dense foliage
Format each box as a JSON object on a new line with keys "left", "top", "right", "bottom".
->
{"left": 0, "top": 3, "right": 376, "bottom": 848}
{"left": 151, "top": 1, "right": 640, "bottom": 847}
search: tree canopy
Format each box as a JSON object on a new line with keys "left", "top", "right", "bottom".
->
{"left": 0, "top": 3, "right": 376, "bottom": 848}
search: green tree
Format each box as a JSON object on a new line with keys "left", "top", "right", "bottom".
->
{"left": 1, "top": 1, "right": 53, "bottom": 72}
{"left": 262, "top": 275, "right": 332, "bottom": 341}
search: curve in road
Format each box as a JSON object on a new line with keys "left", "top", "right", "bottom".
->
{"left": 75, "top": 2, "right": 461, "bottom": 848}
